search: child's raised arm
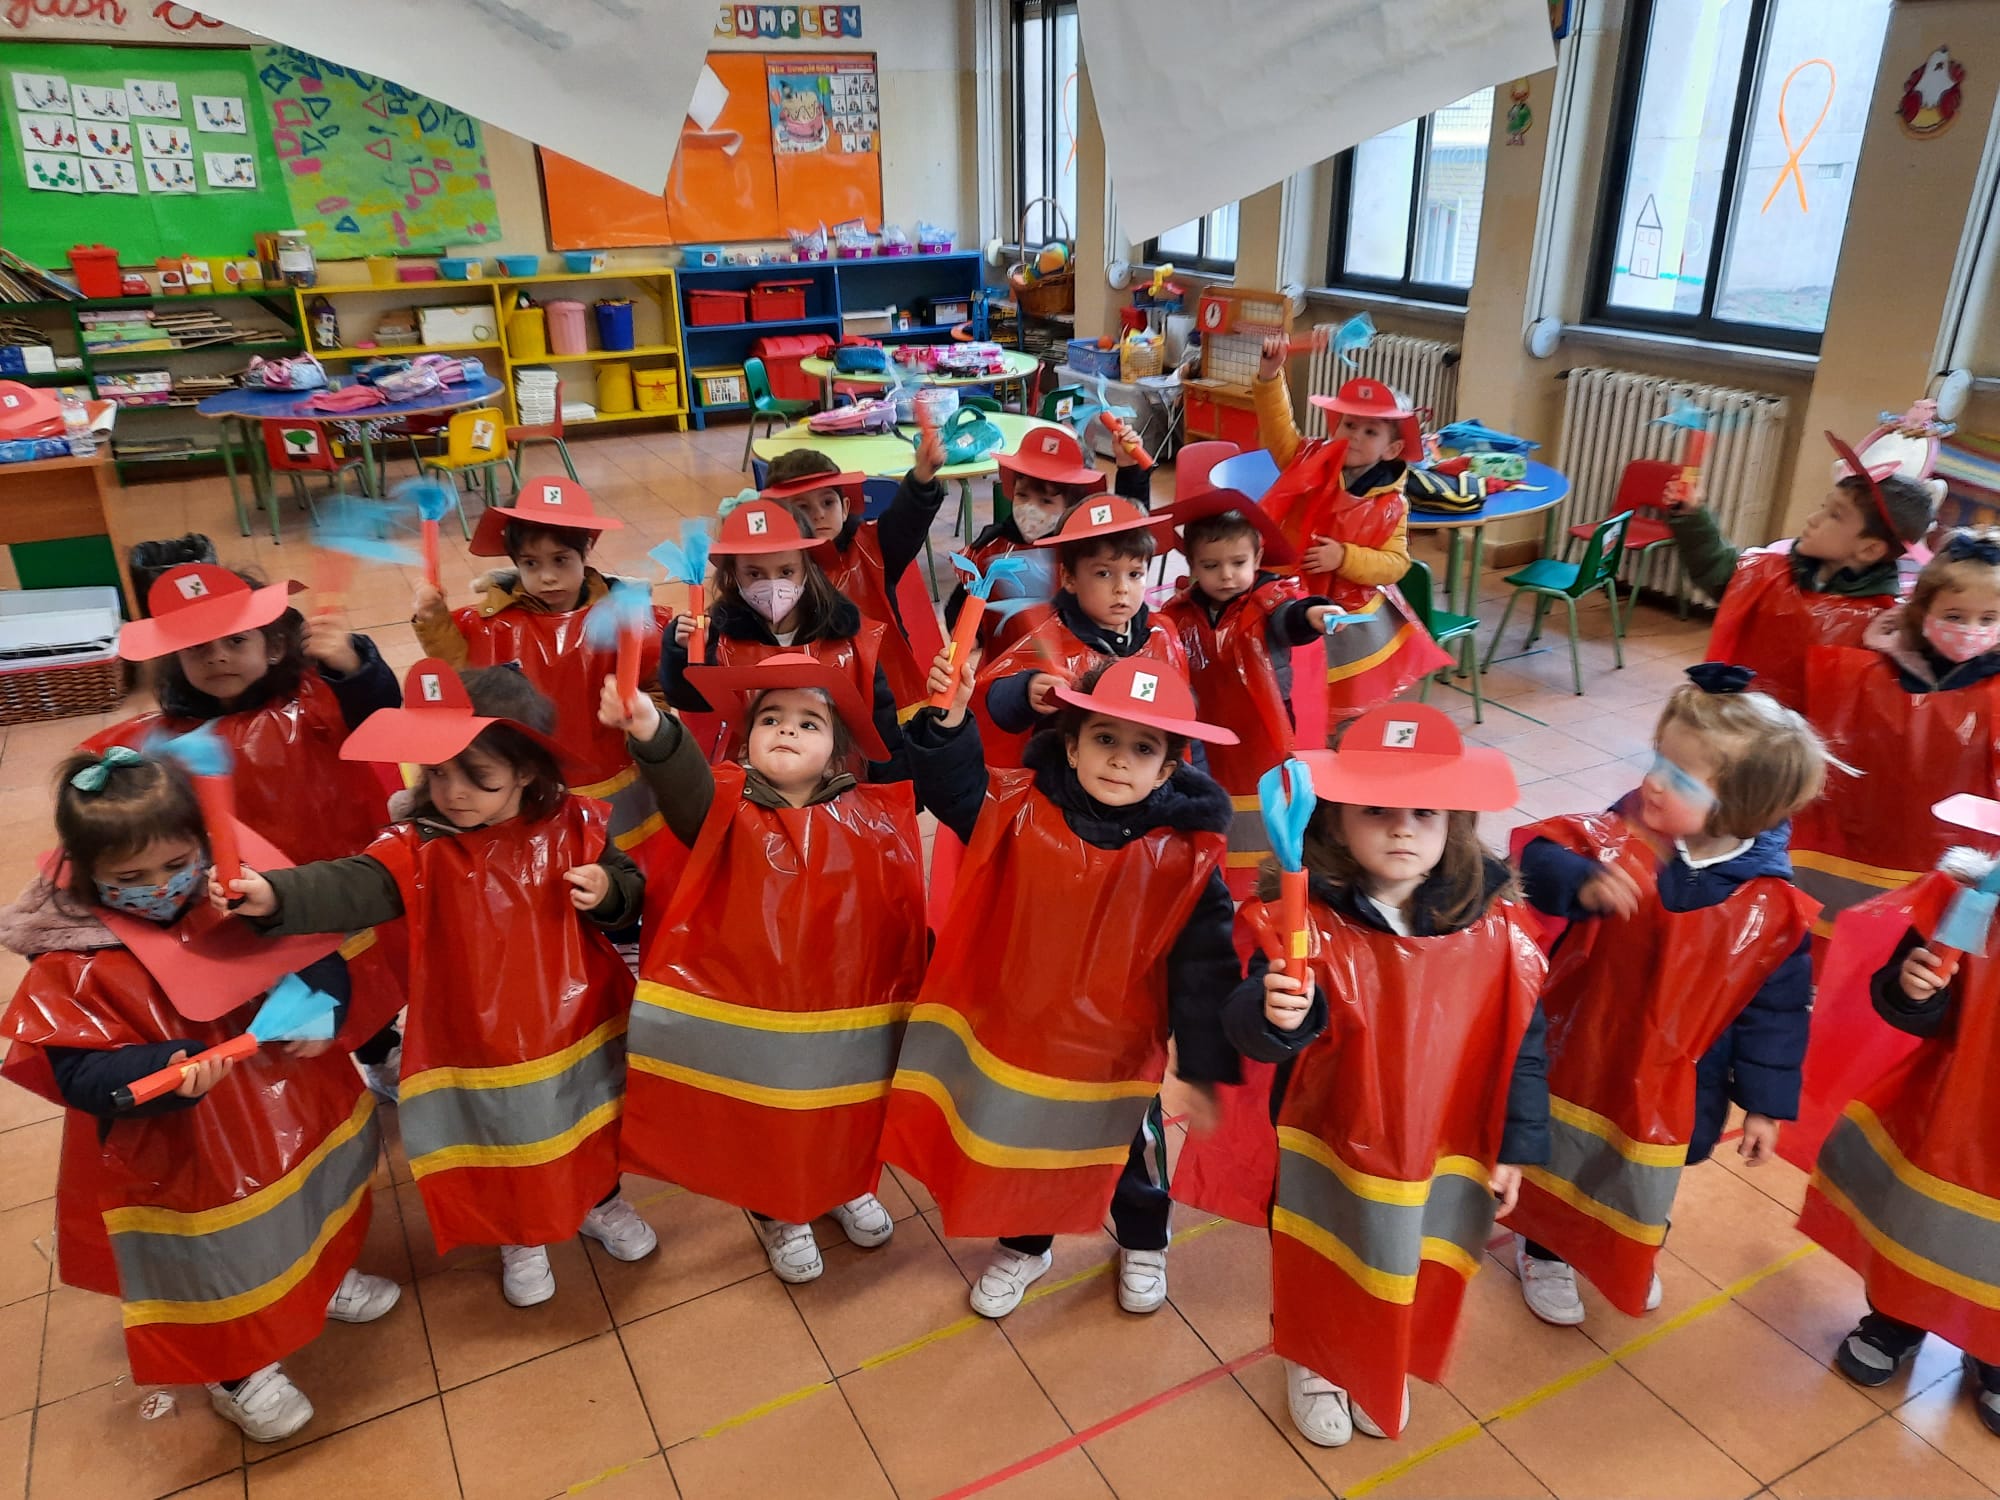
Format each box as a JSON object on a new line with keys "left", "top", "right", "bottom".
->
{"left": 600, "top": 674, "right": 712, "bottom": 846}
{"left": 907, "top": 645, "right": 987, "bottom": 843}
{"left": 411, "top": 583, "right": 471, "bottom": 668}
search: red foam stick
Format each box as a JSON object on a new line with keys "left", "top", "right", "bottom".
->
{"left": 1286, "top": 327, "right": 1330, "bottom": 358}
{"left": 420, "top": 519, "right": 441, "bottom": 591}
{"left": 114, "top": 1033, "right": 259, "bottom": 1109}
{"left": 1681, "top": 428, "right": 1709, "bottom": 485}
{"left": 931, "top": 596, "right": 986, "bottom": 711}
{"left": 193, "top": 776, "right": 241, "bottom": 888}
{"left": 1277, "top": 867, "right": 1309, "bottom": 980}
{"left": 615, "top": 623, "right": 642, "bottom": 715}
{"left": 685, "top": 582, "right": 707, "bottom": 662}
{"left": 313, "top": 544, "right": 355, "bottom": 603}
{"left": 1099, "top": 407, "right": 1154, "bottom": 469}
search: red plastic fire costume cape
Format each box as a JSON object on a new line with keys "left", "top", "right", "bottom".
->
{"left": 882, "top": 771, "right": 1224, "bottom": 1236}
{"left": 1256, "top": 899, "right": 1544, "bottom": 1438}
{"left": 1307, "top": 584, "right": 1452, "bottom": 732}
{"left": 822, "top": 525, "right": 929, "bottom": 718}
{"left": 623, "top": 765, "right": 926, "bottom": 1220}
{"left": 1703, "top": 550, "right": 1889, "bottom": 713}
{"left": 447, "top": 598, "right": 672, "bottom": 861}
{"left": 1504, "top": 811, "right": 1817, "bottom": 1314}
{"left": 1256, "top": 438, "right": 1406, "bottom": 610}
{"left": 364, "top": 795, "right": 632, "bottom": 1253}
{"left": 1160, "top": 578, "right": 1302, "bottom": 897}
{"left": 1798, "top": 867, "right": 2000, "bottom": 1365}
{"left": 1, "top": 941, "right": 375, "bottom": 1384}
{"left": 692, "top": 624, "right": 889, "bottom": 771}
{"left": 967, "top": 612, "right": 1188, "bottom": 770}
{"left": 88, "top": 677, "right": 409, "bottom": 1046}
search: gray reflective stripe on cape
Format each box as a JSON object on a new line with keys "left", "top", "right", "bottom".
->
{"left": 629, "top": 992, "right": 901, "bottom": 1093}
{"left": 1228, "top": 806, "right": 1272, "bottom": 853}
{"left": 1541, "top": 1109, "right": 1682, "bottom": 1230}
{"left": 1817, "top": 1114, "right": 2000, "bottom": 1292}
{"left": 893, "top": 1017, "right": 1152, "bottom": 1154}
{"left": 400, "top": 1033, "right": 626, "bottom": 1162}
{"left": 592, "top": 772, "right": 663, "bottom": 843}
{"left": 1323, "top": 602, "right": 1396, "bottom": 673}
{"left": 1276, "top": 1144, "right": 1496, "bottom": 1277}
{"left": 1791, "top": 862, "right": 1892, "bottom": 924}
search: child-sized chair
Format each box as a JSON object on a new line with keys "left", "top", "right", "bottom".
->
{"left": 260, "top": 418, "right": 368, "bottom": 541}
{"left": 507, "top": 382, "right": 580, "bottom": 491}
{"left": 1483, "top": 509, "right": 1632, "bottom": 695}
{"left": 418, "top": 408, "right": 510, "bottom": 538}
{"left": 741, "top": 357, "right": 814, "bottom": 471}
{"left": 1404, "top": 558, "right": 1485, "bottom": 722}
{"left": 1561, "top": 458, "right": 1682, "bottom": 624}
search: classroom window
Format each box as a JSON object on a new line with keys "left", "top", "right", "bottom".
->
{"left": 1012, "top": 0, "right": 1079, "bottom": 249}
{"left": 1590, "top": 0, "right": 1894, "bottom": 350}
{"left": 1143, "top": 202, "right": 1240, "bottom": 274}
{"left": 1326, "top": 88, "right": 1494, "bottom": 304}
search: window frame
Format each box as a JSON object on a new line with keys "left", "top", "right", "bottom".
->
{"left": 1140, "top": 204, "right": 1238, "bottom": 276}
{"left": 1324, "top": 106, "right": 1483, "bottom": 307}
{"left": 1584, "top": 0, "right": 1830, "bottom": 355}
{"left": 1009, "top": 0, "right": 1076, "bottom": 251}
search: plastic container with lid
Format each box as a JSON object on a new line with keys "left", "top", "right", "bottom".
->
{"left": 508, "top": 306, "right": 549, "bottom": 360}
{"left": 276, "top": 229, "right": 316, "bottom": 288}
{"left": 546, "top": 300, "right": 589, "bottom": 356}
{"left": 596, "top": 362, "right": 635, "bottom": 415}
{"left": 633, "top": 368, "right": 679, "bottom": 413}
{"left": 594, "top": 299, "right": 635, "bottom": 351}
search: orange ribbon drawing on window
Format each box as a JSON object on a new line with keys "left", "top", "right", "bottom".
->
{"left": 1762, "top": 59, "right": 1836, "bottom": 215}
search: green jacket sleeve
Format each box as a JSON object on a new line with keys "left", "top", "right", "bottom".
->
{"left": 627, "top": 714, "right": 714, "bottom": 847}
{"left": 588, "top": 842, "right": 644, "bottom": 930}
{"left": 1666, "top": 508, "right": 1741, "bottom": 597}
{"left": 260, "top": 855, "right": 405, "bottom": 936}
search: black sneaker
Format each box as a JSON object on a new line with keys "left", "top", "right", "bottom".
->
{"left": 1964, "top": 1355, "right": 2000, "bottom": 1437}
{"left": 1835, "top": 1315, "right": 1923, "bottom": 1387}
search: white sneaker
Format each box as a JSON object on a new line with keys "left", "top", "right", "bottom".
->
{"left": 1645, "top": 1271, "right": 1663, "bottom": 1312}
{"left": 756, "top": 1219, "right": 825, "bottom": 1283}
{"left": 499, "top": 1244, "right": 556, "bottom": 1307}
{"left": 579, "top": 1195, "right": 659, "bottom": 1261}
{"left": 208, "top": 1363, "right": 313, "bottom": 1443}
{"left": 968, "top": 1246, "right": 1052, "bottom": 1318}
{"left": 1117, "top": 1247, "right": 1168, "bottom": 1313}
{"left": 357, "top": 1044, "right": 401, "bottom": 1105}
{"left": 1515, "top": 1237, "right": 1586, "bottom": 1326}
{"left": 1285, "top": 1360, "right": 1354, "bottom": 1448}
{"left": 325, "top": 1268, "right": 400, "bottom": 1323}
{"left": 1351, "top": 1378, "right": 1410, "bottom": 1439}
{"left": 829, "top": 1194, "right": 894, "bottom": 1248}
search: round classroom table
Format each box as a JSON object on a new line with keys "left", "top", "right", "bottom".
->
{"left": 197, "top": 375, "right": 507, "bottom": 540}
{"left": 1405, "top": 461, "right": 1571, "bottom": 620}
{"left": 798, "top": 348, "right": 1043, "bottom": 408}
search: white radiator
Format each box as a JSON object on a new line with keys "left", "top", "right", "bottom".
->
{"left": 1304, "top": 330, "right": 1460, "bottom": 435}
{"left": 1554, "top": 366, "right": 1791, "bottom": 602}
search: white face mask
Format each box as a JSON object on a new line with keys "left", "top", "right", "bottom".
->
{"left": 742, "top": 577, "right": 804, "bottom": 625}
{"left": 1012, "top": 501, "right": 1062, "bottom": 542}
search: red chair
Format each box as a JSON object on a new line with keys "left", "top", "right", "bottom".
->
{"left": 1562, "top": 457, "right": 1684, "bottom": 625}
{"left": 260, "top": 418, "right": 367, "bottom": 539}
{"left": 506, "top": 379, "right": 580, "bottom": 493}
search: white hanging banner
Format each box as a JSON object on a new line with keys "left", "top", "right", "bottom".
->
{"left": 184, "top": 0, "right": 716, "bottom": 193}
{"left": 1079, "top": 0, "right": 1556, "bottom": 245}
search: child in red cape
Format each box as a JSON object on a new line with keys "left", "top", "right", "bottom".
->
{"left": 1217, "top": 705, "right": 1547, "bottom": 1446}
{"left": 599, "top": 653, "right": 925, "bottom": 1284}
{"left": 412, "top": 477, "right": 674, "bottom": 873}
{"left": 758, "top": 421, "right": 947, "bottom": 715}
{"left": 887, "top": 651, "right": 1242, "bottom": 1319}
{"left": 969, "top": 496, "right": 1188, "bottom": 768}
{"left": 1801, "top": 814, "right": 2000, "bottom": 1438}
{"left": 1663, "top": 430, "right": 1934, "bottom": 712}
{"left": 659, "top": 495, "right": 907, "bottom": 779}
{"left": 1506, "top": 666, "right": 1825, "bottom": 1326}
{"left": 218, "top": 661, "right": 654, "bottom": 1309}
{"left": 944, "top": 425, "right": 1107, "bottom": 650}
{"left": 0, "top": 749, "right": 397, "bottom": 1443}
{"left": 89, "top": 562, "right": 409, "bottom": 1098}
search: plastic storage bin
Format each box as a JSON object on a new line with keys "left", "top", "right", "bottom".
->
{"left": 498, "top": 254, "right": 541, "bottom": 276}
{"left": 0, "top": 584, "right": 126, "bottom": 724}
{"left": 1066, "top": 338, "right": 1122, "bottom": 379}
{"left": 680, "top": 244, "right": 724, "bottom": 269}
{"left": 437, "top": 257, "right": 483, "bottom": 280}
{"left": 67, "top": 245, "right": 121, "bottom": 299}
{"left": 546, "top": 300, "right": 589, "bottom": 355}
{"left": 594, "top": 299, "right": 636, "bottom": 350}
{"left": 687, "top": 289, "right": 750, "bottom": 327}
{"left": 694, "top": 367, "right": 748, "bottom": 407}
{"left": 508, "top": 306, "right": 548, "bottom": 360}
{"left": 749, "top": 333, "right": 834, "bottom": 403}
{"left": 596, "top": 362, "right": 635, "bottom": 415}
{"left": 563, "top": 251, "right": 608, "bottom": 273}
{"left": 634, "top": 368, "right": 680, "bottom": 413}
{"left": 750, "top": 279, "right": 812, "bottom": 322}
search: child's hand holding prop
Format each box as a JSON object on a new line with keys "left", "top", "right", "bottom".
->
{"left": 1651, "top": 398, "right": 1742, "bottom": 494}
{"left": 584, "top": 580, "right": 657, "bottom": 718}
{"left": 1286, "top": 311, "right": 1374, "bottom": 363}
{"left": 933, "top": 553, "right": 999, "bottom": 710}
{"left": 1926, "top": 794, "right": 2000, "bottom": 979}
{"left": 150, "top": 723, "right": 240, "bottom": 893}
{"left": 397, "top": 477, "right": 455, "bottom": 592}
{"left": 1088, "top": 375, "right": 1154, "bottom": 469}
{"left": 1259, "top": 757, "right": 1316, "bottom": 980}
{"left": 312, "top": 496, "right": 419, "bottom": 603}
{"left": 650, "top": 518, "right": 714, "bottom": 663}
{"left": 111, "top": 972, "right": 338, "bottom": 1109}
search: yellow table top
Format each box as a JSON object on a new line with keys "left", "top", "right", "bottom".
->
{"left": 797, "top": 348, "right": 1042, "bottom": 387}
{"left": 752, "top": 411, "right": 1071, "bottom": 480}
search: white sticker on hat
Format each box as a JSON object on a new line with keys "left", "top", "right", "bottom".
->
{"left": 541, "top": 484, "right": 563, "bottom": 505}
{"left": 1130, "top": 671, "right": 1158, "bottom": 703}
{"left": 747, "top": 510, "right": 769, "bottom": 535}
{"left": 1089, "top": 503, "right": 1113, "bottom": 526}
{"left": 1040, "top": 434, "right": 1062, "bottom": 455}
{"left": 0, "top": 393, "right": 18, "bottom": 409}
{"left": 175, "top": 574, "right": 208, "bottom": 599}
{"left": 1381, "top": 719, "right": 1419, "bottom": 749}
{"left": 420, "top": 673, "right": 444, "bottom": 703}
{"left": 1359, "top": 382, "right": 1377, "bottom": 400}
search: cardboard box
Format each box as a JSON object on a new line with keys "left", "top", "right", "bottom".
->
{"left": 418, "top": 304, "right": 498, "bottom": 347}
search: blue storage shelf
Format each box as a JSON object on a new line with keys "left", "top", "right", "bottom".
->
{"left": 683, "top": 316, "right": 840, "bottom": 335}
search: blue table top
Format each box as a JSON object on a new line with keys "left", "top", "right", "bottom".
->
{"left": 196, "top": 374, "right": 506, "bottom": 422}
{"left": 1407, "top": 461, "right": 1571, "bottom": 529}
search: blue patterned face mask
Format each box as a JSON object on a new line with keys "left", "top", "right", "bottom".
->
{"left": 1644, "top": 753, "right": 1718, "bottom": 813}
{"left": 96, "top": 857, "right": 206, "bottom": 922}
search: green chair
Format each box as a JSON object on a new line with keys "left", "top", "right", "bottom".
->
{"left": 959, "top": 394, "right": 1003, "bottom": 414}
{"left": 1482, "top": 509, "right": 1632, "bottom": 695}
{"left": 1403, "top": 558, "right": 1485, "bottom": 723}
{"left": 741, "top": 356, "right": 814, "bottom": 471}
{"left": 1037, "top": 385, "right": 1086, "bottom": 424}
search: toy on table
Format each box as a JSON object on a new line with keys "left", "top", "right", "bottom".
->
{"left": 110, "top": 973, "right": 339, "bottom": 1109}
{"left": 150, "top": 723, "right": 241, "bottom": 890}
{"left": 1259, "top": 757, "right": 1315, "bottom": 978}
{"left": 934, "top": 342, "right": 1007, "bottom": 378}
{"left": 808, "top": 397, "right": 901, "bottom": 435}
{"left": 584, "top": 579, "right": 658, "bottom": 717}
{"left": 649, "top": 518, "right": 714, "bottom": 664}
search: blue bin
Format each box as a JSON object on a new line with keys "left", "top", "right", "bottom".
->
{"left": 594, "top": 299, "right": 636, "bottom": 351}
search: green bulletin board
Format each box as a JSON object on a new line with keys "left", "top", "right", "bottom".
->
{"left": 0, "top": 42, "right": 291, "bottom": 270}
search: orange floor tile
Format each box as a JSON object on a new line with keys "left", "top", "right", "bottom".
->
{"left": 0, "top": 422, "right": 1994, "bottom": 1499}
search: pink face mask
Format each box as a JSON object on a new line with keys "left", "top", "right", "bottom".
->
{"left": 1923, "top": 614, "right": 2000, "bottom": 663}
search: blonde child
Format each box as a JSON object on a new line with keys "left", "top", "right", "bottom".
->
{"left": 1506, "top": 667, "right": 1825, "bottom": 1324}
{"left": 1221, "top": 704, "right": 1547, "bottom": 1446}
{"left": 599, "top": 655, "right": 925, "bottom": 1283}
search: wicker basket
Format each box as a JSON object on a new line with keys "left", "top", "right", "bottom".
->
{"left": 0, "top": 652, "right": 127, "bottom": 725}
{"left": 1010, "top": 197, "right": 1076, "bottom": 320}
{"left": 1120, "top": 338, "right": 1164, "bottom": 381}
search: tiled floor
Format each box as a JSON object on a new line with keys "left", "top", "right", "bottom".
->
{"left": 0, "top": 422, "right": 1992, "bottom": 1499}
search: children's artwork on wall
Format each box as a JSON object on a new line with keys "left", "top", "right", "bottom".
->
{"left": 17, "top": 112, "right": 76, "bottom": 152}
{"left": 81, "top": 158, "right": 138, "bottom": 194}
{"left": 140, "top": 124, "right": 191, "bottom": 159}
{"left": 1898, "top": 45, "right": 1965, "bottom": 139}
{"left": 78, "top": 122, "right": 132, "bottom": 159}
{"left": 25, "top": 151, "right": 81, "bottom": 191}
{"left": 72, "top": 83, "right": 128, "bottom": 122}
{"left": 125, "top": 79, "right": 181, "bottom": 119}
{"left": 193, "top": 94, "right": 247, "bottom": 133}
{"left": 252, "top": 46, "right": 502, "bottom": 257}
{"left": 11, "top": 73, "right": 69, "bottom": 113}
{"left": 1760, "top": 58, "right": 1834, "bottom": 215}
{"left": 203, "top": 150, "right": 257, "bottom": 188}
{"left": 767, "top": 57, "right": 877, "bottom": 156}
{"left": 145, "top": 157, "right": 198, "bottom": 194}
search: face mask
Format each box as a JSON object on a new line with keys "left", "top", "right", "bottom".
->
{"left": 1012, "top": 502, "right": 1061, "bottom": 542}
{"left": 96, "top": 857, "right": 206, "bottom": 922}
{"left": 1645, "top": 753, "right": 1717, "bottom": 812}
{"left": 1923, "top": 615, "right": 2000, "bottom": 663}
{"left": 742, "top": 577, "right": 804, "bottom": 625}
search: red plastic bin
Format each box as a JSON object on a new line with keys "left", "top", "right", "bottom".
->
{"left": 750, "top": 279, "right": 812, "bottom": 322}
{"left": 750, "top": 333, "right": 834, "bottom": 403}
{"left": 686, "top": 288, "right": 750, "bottom": 327}
{"left": 67, "top": 244, "right": 122, "bottom": 299}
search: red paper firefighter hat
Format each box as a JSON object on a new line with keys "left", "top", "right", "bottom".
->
{"left": 340, "top": 657, "right": 565, "bottom": 766}
{"left": 1935, "top": 793, "right": 2000, "bottom": 838}
{"left": 684, "top": 649, "right": 889, "bottom": 763}
{"left": 707, "top": 496, "right": 831, "bottom": 556}
{"left": 1165, "top": 484, "right": 1299, "bottom": 569}
{"left": 470, "top": 475, "right": 624, "bottom": 557}
{"left": 997, "top": 425, "right": 1106, "bottom": 499}
{"left": 118, "top": 564, "right": 304, "bottom": 662}
{"left": 1299, "top": 703, "right": 1517, "bottom": 812}
{"left": 0, "top": 381, "right": 62, "bottom": 439}
{"left": 1051, "top": 656, "right": 1240, "bottom": 745}
{"left": 1309, "top": 377, "right": 1423, "bottom": 458}
{"left": 759, "top": 469, "right": 867, "bottom": 508}
{"left": 1826, "top": 430, "right": 1916, "bottom": 555}
{"left": 1033, "top": 494, "right": 1176, "bottom": 550}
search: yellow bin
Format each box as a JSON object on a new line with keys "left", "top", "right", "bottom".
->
{"left": 365, "top": 256, "right": 397, "bottom": 286}
{"left": 507, "top": 307, "right": 548, "bottom": 360}
{"left": 597, "top": 361, "right": 636, "bottom": 415}
{"left": 633, "top": 367, "right": 679, "bottom": 413}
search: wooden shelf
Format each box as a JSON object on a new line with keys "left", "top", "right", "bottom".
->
{"left": 508, "top": 345, "right": 681, "bottom": 365}
{"left": 502, "top": 268, "right": 677, "bottom": 285}
{"left": 308, "top": 339, "right": 502, "bottom": 359}
{"left": 683, "top": 316, "right": 839, "bottom": 335}
{"left": 307, "top": 281, "right": 500, "bottom": 297}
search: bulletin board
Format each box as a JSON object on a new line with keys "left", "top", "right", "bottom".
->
{"left": 540, "top": 50, "right": 882, "bottom": 250}
{"left": 0, "top": 41, "right": 290, "bottom": 269}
